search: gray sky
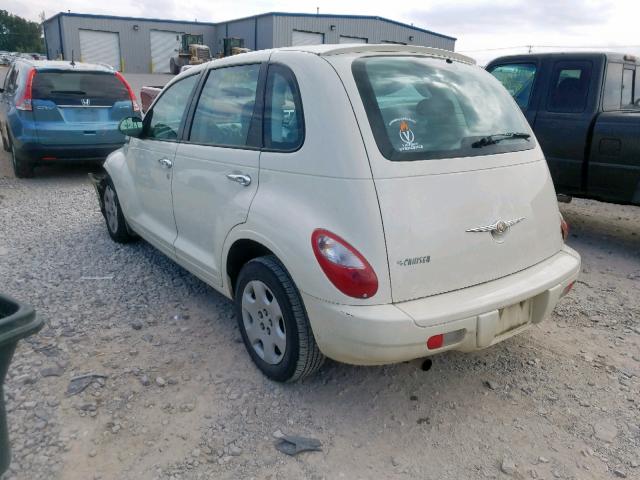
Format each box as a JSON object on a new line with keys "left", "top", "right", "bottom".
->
{"left": 6, "top": 0, "right": 640, "bottom": 64}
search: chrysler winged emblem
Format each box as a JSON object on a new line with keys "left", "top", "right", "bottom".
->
{"left": 466, "top": 217, "right": 525, "bottom": 240}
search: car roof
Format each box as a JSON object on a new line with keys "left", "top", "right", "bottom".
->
{"left": 487, "top": 51, "right": 640, "bottom": 66}
{"left": 15, "top": 59, "right": 117, "bottom": 73}
{"left": 277, "top": 43, "right": 475, "bottom": 64}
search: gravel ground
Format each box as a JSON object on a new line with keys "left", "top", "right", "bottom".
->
{"left": 0, "top": 80, "right": 639, "bottom": 478}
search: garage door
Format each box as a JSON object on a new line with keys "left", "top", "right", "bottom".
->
{"left": 291, "top": 31, "right": 324, "bottom": 46}
{"left": 339, "top": 36, "right": 367, "bottom": 44}
{"left": 150, "top": 30, "right": 182, "bottom": 73}
{"left": 79, "top": 30, "right": 120, "bottom": 70}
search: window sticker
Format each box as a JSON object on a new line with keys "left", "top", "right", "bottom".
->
{"left": 389, "top": 118, "right": 424, "bottom": 151}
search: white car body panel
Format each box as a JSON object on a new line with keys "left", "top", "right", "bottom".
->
{"left": 104, "top": 44, "right": 581, "bottom": 366}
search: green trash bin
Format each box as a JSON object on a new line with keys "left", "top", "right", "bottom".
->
{"left": 0, "top": 294, "right": 43, "bottom": 476}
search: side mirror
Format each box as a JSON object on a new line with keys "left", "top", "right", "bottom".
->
{"left": 118, "top": 116, "right": 143, "bottom": 138}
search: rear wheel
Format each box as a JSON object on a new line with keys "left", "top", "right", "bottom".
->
{"left": 11, "top": 143, "right": 33, "bottom": 178}
{"left": 235, "top": 256, "right": 325, "bottom": 382}
{"left": 102, "top": 179, "right": 136, "bottom": 243}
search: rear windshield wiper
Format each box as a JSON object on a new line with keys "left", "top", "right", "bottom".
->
{"left": 50, "top": 90, "right": 87, "bottom": 95}
{"left": 471, "top": 132, "right": 531, "bottom": 148}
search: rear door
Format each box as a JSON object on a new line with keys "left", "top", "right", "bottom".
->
{"left": 336, "top": 54, "right": 563, "bottom": 303}
{"left": 172, "top": 62, "right": 264, "bottom": 285}
{"left": 532, "top": 60, "right": 596, "bottom": 193}
{"left": 31, "top": 70, "right": 133, "bottom": 146}
{"left": 124, "top": 72, "right": 201, "bottom": 255}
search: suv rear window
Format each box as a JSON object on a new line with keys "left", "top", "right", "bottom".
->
{"left": 352, "top": 56, "right": 533, "bottom": 161}
{"left": 32, "top": 71, "right": 128, "bottom": 106}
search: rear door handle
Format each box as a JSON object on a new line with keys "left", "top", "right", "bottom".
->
{"left": 226, "top": 173, "right": 251, "bottom": 186}
{"left": 158, "top": 158, "right": 173, "bottom": 169}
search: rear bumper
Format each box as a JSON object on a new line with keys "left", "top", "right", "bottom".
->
{"left": 17, "top": 142, "right": 123, "bottom": 162}
{"left": 302, "top": 245, "right": 580, "bottom": 365}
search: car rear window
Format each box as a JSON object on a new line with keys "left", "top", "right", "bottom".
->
{"left": 352, "top": 56, "right": 533, "bottom": 161}
{"left": 32, "top": 71, "right": 129, "bottom": 106}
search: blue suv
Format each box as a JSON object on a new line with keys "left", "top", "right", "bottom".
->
{"left": 0, "top": 60, "right": 139, "bottom": 177}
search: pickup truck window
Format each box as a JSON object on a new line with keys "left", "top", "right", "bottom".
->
{"left": 353, "top": 56, "right": 533, "bottom": 161}
{"left": 488, "top": 63, "right": 537, "bottom": 110}
{"left": 547, "top": 62, "right": 592, "bottom": 113}
{"left": 603, "top": 62, "right": 623, "bottom": 111}
{"left": 622, "top": 68, "right": 634, "bottom": 106}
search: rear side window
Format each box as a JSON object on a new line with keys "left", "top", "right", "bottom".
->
{"left": 636, "top": 67, "right": 640, "bottom": 104}
{"left": 489, "top": 63, "right": 537, "bottom": 110}
{"left": 352, "top": 56, "right": 533, "bottom": 162}
{"left": 189, "top": 64, "right": 261, "bottom": 147}
{"left": 145, "top": 73, "right": 200, "bottom": 141}
{"left": 31, "top": 72, "right": 128, "bottom": 106}
{"left": 622, "top": 68, "right": 634, "bottom": 106}
{"left": 603, "top": 62, "right": 623, "bottom": 111}
{"left": 264, "top": 64, "right": 304, "bottom": 151}
{"left": 547, "top": 62, "right": 592, "bottom": 113}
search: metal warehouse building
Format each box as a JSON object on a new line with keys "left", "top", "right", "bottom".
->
{"left": 43, "top": 11, "right": 456, "bottom": 73}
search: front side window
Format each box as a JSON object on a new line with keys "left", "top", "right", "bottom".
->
{"left": 264, "top": 65, "right": 304, "bottom": 151}
{"left": 547, "top": 62, "right": 592, "bottom": 113}
{"left": 353, "top": 56, "right": 533, "bottom": 161}
{"left": 145, "top": 73, "right": 200, "bottom": 141}
{"left": 189, "top": 64, "right": 261, "bottom": 147}
{"left": 489, "top": 63, "right": 537, "bottom": 110}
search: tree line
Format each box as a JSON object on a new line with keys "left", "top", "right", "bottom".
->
{"left": 0, "top": 10, "right": 44, "bottom": 53}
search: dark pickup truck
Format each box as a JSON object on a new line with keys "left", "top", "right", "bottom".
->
{"left": 487, "top": 52, "right": 640, "bottom": 205}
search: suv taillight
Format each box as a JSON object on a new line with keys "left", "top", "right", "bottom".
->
{"left": 16, "top": 68, "right": 36, "bottom": 111}
{"left": 311, "top": 229, "right": 378, "bottom": 299}
{"left": 115, "top": 71, "right": 140, "bottom": 113}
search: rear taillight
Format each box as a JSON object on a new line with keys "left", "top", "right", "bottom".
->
{"left": 115, "top": 71, "right": 140, "bottom": 113}
{"left": 311, "top": 229, "right": 378, "bottom": 299}
{"left": 560, "top": 214, "right": 569, "bottom": 241}
{"left": 16, "top": 68, "right": 36, "bottom": 111}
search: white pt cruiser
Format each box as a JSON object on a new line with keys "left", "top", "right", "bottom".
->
{"left": 92, "top": 45, "right": 581, "bottom": 382}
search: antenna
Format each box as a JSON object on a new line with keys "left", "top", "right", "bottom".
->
{"left": 70, "top": 49, "right": 75, "bottom": 66}
{"left": 316, "top": 7, "right": 319, "bottom": 14}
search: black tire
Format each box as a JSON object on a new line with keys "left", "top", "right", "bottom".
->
{"left": 10, "top": 142, "right": 34, "bottom": 178}
{"left": 169, "top": 57, "right": 179, "bottom": 75}
{"left": 1, "top": 125, "right": 9, "bottom": 152}
{"left": 235, "top": 255, "right": 325, "bottom": 382}
{"left": 102, "top": 178, "right": 137, "bottom": 243}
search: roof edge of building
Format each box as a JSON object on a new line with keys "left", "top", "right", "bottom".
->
{"left": 44, "top": 11, "right": 456, "bottom": 42}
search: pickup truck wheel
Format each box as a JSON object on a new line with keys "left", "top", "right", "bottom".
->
{"left": 11, "top": 143, "right": 33, "bottom": 178}
{"left": 102, "top": 179, "right": 137, "bottom": 243}
{"left": 235, "top": 255, "right": 325, "bottom": 382}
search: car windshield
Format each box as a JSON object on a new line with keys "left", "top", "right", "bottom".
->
{"left": 352, "top": 56, "right": 534, "bottom": 161}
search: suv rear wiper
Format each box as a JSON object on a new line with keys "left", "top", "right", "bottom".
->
{"left": 50, "top": 90, "right": 87, "bottom": 95}
{"left": 471, "top": 132, "right": 531, "bottom": 148}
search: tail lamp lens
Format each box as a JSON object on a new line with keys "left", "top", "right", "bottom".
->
{"left": 311, "top": 229, "right": 378, "bottom": 299}
{"left": 16, "top": 68, "right": 37, "bottom": 111}
{"left": 115, "top": 71, "right": 141, "bottom": 112}
{"left": 560, "top": 214, "right": 569, "bottom": 241}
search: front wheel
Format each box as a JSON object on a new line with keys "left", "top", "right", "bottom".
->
{"left": 235, "top": 256, "right": 325, "bottom": 382}
{"left": 102, "top": 179, "right": 137, "bottom": 243}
